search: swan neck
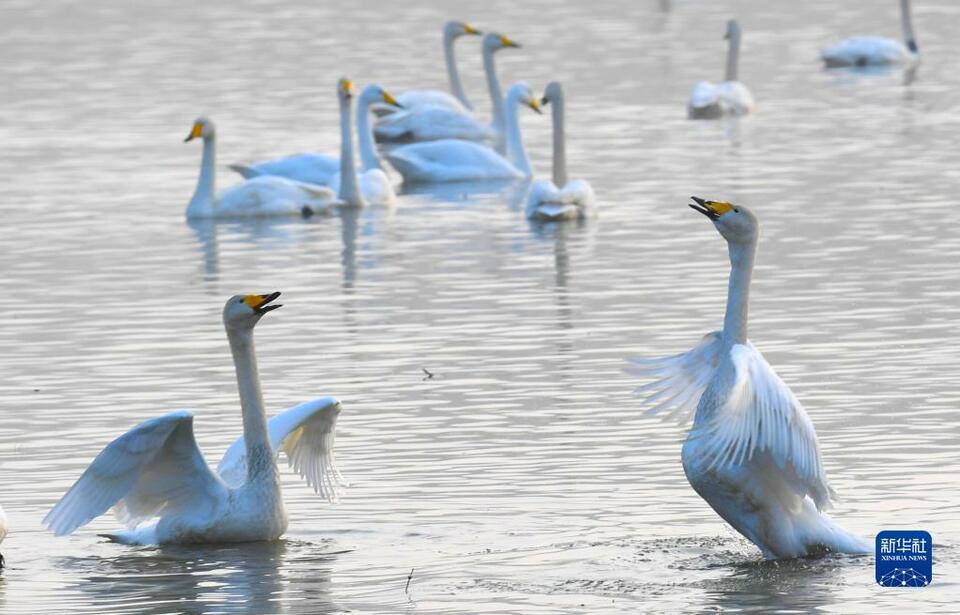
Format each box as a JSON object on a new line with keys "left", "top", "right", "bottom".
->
{"left": 550, "top": 94, "right": 568, "bottom": 188}
{"left": 338, "top": 95, "right": 364, "bottom": 206}
{"left": 444, "top": 31, "right": 472, "bottom": 109}
{"left": 901, "top": 0, "right": 918, "bottom": 52}
{"left": 483, "top": 45, "right": 505, "bottom": 136}
{"left": 356, "top": 92, "right": 381, "bottom": 172}
{"left": 725, "top": 30, "right": 740, "bottom": 82}
{"left": 226, "top": 327, "right": 274, "bottom": 482}
{"left": 187, "top": 136, "right": 216, "bottom": 217}
{"left": 723, "top": 240, "right": 756, "bottom": 346}
{"left": 504, "top": 91, "right": 531, "bottom": 176}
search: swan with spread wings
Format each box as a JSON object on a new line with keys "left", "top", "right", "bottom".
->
{"left": 44, "top": 293, "right": 344, "bottom": 545}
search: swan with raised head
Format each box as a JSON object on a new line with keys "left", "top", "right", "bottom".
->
{"left": 820, "top": 0, "right": 918, "bottom": 67}
{"left": 374, "top": 21, "right": 482, "bottom": 115}
{"left": 231, "top": 84, "right": 402, "bottom": 191}
{"left": 374, "top": 32, "right": 521, "bottom": 150}
{"left": 43, "top": 293, "right": 345, "bottom": 545}
{"left": 385, "top": 82, "right": 541, "bottom": 183}
{"left": 0, "top": 504, "right": 7, "bottom": 569}
{"left": 688, "top": 20, "right": 755, "bottom": 119}
{"left": 184, "top": 119, "right": 336, "bottom": 219}
{"left": 627, "top": 198, "right": 871, "bottom": 560}
{"left": 526, "top": 82, "right": 595, "bottom": 221}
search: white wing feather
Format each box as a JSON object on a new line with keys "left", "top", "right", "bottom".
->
{"left": 627, "top": 331, "right": 724, "bottom": 422}
{"left": 43, "top": 411, "right": 227, "bottom": 536}
{"left": 693, "top": 343, "right": 834, "bottom": 509}
{"left": 230, "top": 153, "right": 340, "bottom": 186}
{"left": 375, "top": 106, "right": 494, "bottom": 143}
{"left": 217, "top": 397, "right": 344, "bottom": 500}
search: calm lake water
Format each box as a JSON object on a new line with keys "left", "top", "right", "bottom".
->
{"left": 1, "top": 0, "right": 958, "bottom": 612}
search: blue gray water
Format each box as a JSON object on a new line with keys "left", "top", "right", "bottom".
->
{"left": 0, "top": 0, "right": 957, "bottom": 612}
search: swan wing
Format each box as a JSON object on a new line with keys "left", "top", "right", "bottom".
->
{"left": 233, "top": 153, "right": 340, "bottom": 186}
{"left": 375, "top": 107, "right": 493, "bottom": 143}
{"left": 693, "top": 343, "right": 834, "bottom": 510}
{"left": 627, "top": 331, "right": 724, "bottom": 422}
{"left": 44, "top": 411, "right": 227, "bottom": 536}
{"left": 217, "top": 177, "right": 335, "bottom": 217}
{"left": 387, "top": 140, "right": 520, "bottom": 182}
{"left": 688, "top": 81, "right": 720, "bottom": 110}
{"left": 820, "top": 36, "right": 910, "bottom": 66}
{"left": 716, "top": 81, "right": 755, "bottom": 115}
{"left": 218, "top": 397, "right": 344, "bottom": 500}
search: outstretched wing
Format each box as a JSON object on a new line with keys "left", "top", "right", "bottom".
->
{"left": 217, "top": 397, "right": 344, "bottom": 501}
{"left": 626, "top": 331, "right": 724, "bottom": 423}
{"left": 693, "top": 343, "right": 834, "bottom": 510}
{"left": 44, "top": 411, "right": 227, "bottom": 536}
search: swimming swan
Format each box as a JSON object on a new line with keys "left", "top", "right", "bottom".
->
{"left": 627, "top": 198, "right": 871, "bottom": 560}
{"left": 688, "top": 20, "right": 755, "bottom": 119}
{"left": 385, "top": 82, "right": 541, "bottom": 183}
{"left": 0, "top": 504, "right": 6, "bottom": 569}
{"left": 231, "top": 84, "right": 402, "bottom": 193}
{"left": 375, "top": 21, "right": 483, "bottom": 115}
{"left": 820, "top": 0, "right": 918, "bottom": 67}
{"left": 374, "top": 32, "right": 521, "bottom": 151}
{"left": 526, "top": 82, "right": 595, "bottom": 221}
{"left": 44, "top": 293, "right": 345, "bottom": 545}
{"left": 184, "top": 119, "right": 336, "bottom": 219}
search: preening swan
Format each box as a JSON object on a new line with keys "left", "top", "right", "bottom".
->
{"left": 688, "top": 20, "right": 755, "bottom": 119}
{"left": 820, "top": 0, "right": 918, "bottom": 67}
{"left": 184, "top": 119, "right": 336, "bottom": 219}
{"left": 627, "top": 198, "right": 870, "bottom": 559}
{"left": 375, "top": 21, "right": 483, "bottom": 115}
{"left": 0, "top": 504, "right": 7, "bottom": 569}
{"left": 526, "top": 82, "right": 595, "bottom": 221}
{"left": 44, "top": 293, "right": 345, "bottom": 545}
{"left": 374, "top": 32, "right": 521, "bottom": 150}
{"left": 385, "top": 82, "right": 541, "bottom": 183}
{"left": 231, "top": 84, "right": 402, "bottom": 195}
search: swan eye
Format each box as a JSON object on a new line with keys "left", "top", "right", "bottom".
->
{"left": 734, "top": 208, "right": 740, "bottom": 213}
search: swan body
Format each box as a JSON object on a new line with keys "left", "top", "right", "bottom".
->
{"left": 628, "top": 198, "right": 870, "bottom": 559}
{"left": 375, "top": 32, "right": 521, "bottom": 151}
{"left": 385, "top": 82, "right": 540, "bottom": 183}
{"left": 328, "top": 168, "right": 396, "bottom": 207}
{"left": 44, "top": 293, "right": 345, "bottom": 545}
{"left": 184, "top": 119, "right": 336, "bottom": 219}
{"left": 526, "top": 82, "right": 595, "bottom": 221}
{"left": 821, "top": 0, "right": 918, "bottom": 67}
{"left": 688, "top": 20, "right": 755, "bottom": 119}
{"left": 230, "top": 154, "right": 339, "bottom": 187}
{"left": 0, "top": 504, "right": 7, "bottom": 569}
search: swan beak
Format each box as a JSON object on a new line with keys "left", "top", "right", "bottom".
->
{"left": 688, "top": 196, "right": 732, "bottom": 220}
{"left": 527, "top": 99, "right": 543, "bottom": 114}
{"left": 464, "top": 23, "right": 481, "bottom": 35}
{"left": 500, "top": 35, "right": 521, "bottom": 48}
{"left": 382, "top": 90, "right": 403, "bottom": 109}
{"left": 243, "top": 292, "right": 283, "bottom": 314}
{"left": 184, "top": 121, "right": 203, "bottom": 142}
{"left": 340, "top": 78, "right": 355, "bottom": 98}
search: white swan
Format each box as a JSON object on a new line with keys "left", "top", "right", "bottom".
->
{"left": 231, "top": 84, "right": 402, "bottom": 193}
{"left": 688, "top": 20, "right": 755, "bottom": 119}
{"left": 627, "top": 198, "right": 871, "bottom": 560}
{"left": 374, "top": 21, "right": 482, "bottom": 115}
{"left": 0, "top": 504, "right": 7, "bottom": 569}
{"left": 43, "top": 293, "right": 345, "bottom": 545}
{"left": 820, "top": 0, "right": 918, "bottom": 67}
{"left": 374, "top": 32, "right": 521, "bottom": 150}
{"left": 526, "top": 82, "right": 595, "bottom": 221}
{"left": 385, "top": 82, "right": 541, "bottom": 183}
{"left": 184, "top": 119, "right": 336, "bottom": 219}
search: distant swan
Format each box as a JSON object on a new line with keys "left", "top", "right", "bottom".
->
{"left": 385, "top": 82, "right": 541, "bottom": 183}
{"left": 231, "top": 84, "right": 402, "bottom": 192}
{"left": 375, "top": 32, "right": 521, "bottom": 151}
{"left": 184, "top": 118, "right": 336, "bottom": 219}
{"left": 820, "top": 0, "right": 918, "bottom": 67}
{"left": 44, "top": 293, "right": 345, "bottom": 545}
{"left": 0, "top": 504, "right": 7, "bottom": 569}
{"left": 688, "top": 20, "right": 755, "bottom": 119}
{"left": 627, "top": 198, "right": 871, "bottom": 559}
{"left": 526, "top": 82, "right": 595, "bottom": 221}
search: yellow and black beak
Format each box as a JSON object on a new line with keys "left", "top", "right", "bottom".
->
{"left": 382, "top": 90, "right": 403, "bottom": 109}
{"left": 184, "top": 121, "right": 204, "bottom": 143}
{"left": 340, "top": 78, "right": 355, "bottom": 98}
{"left": 689, "top": 196, "right": 733, "bottom": 220}
{"left": 500, "top": 34, "right": 521, "bottom": 49}
{"left": 527, "top": 98, "right": 542, "bottom": 114}
{"left": 243, "top": 291, "right": 283, "bottom": 314}
{"left": 464, "top": 23, "right": 481, "bottom": 35}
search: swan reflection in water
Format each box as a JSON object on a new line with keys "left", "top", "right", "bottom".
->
{"left": 58, "top": 539, "right": 344, "bottom": 615}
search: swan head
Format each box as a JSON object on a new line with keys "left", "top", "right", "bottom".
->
{"left": 483, "top": 32, "right": 521, "bottom": 52}
{"left": 338, "top": 77, "right": 356, "bottom": 102}
{"left": 223, "top": 292, "right": 282, "bottom": 330}
{"left": 540, "top": 81, "right": 564, "bottom": 106}
{"left": 724, "top": 20, "right": 741, "bottom": 40}
{"left": 445, "top": 21, "right": 482, "bottom": 38}
{"left": 360, "top": 84, "right": 403, "bottom": 110}
{"left": 184, "top": 117, "right": 215, "bottom": 142}
{"left": 689, "top": 197, "right": 758, "bottom": 245}
{"left": 506, "top": 82, "right": 542, "bottom": 114}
